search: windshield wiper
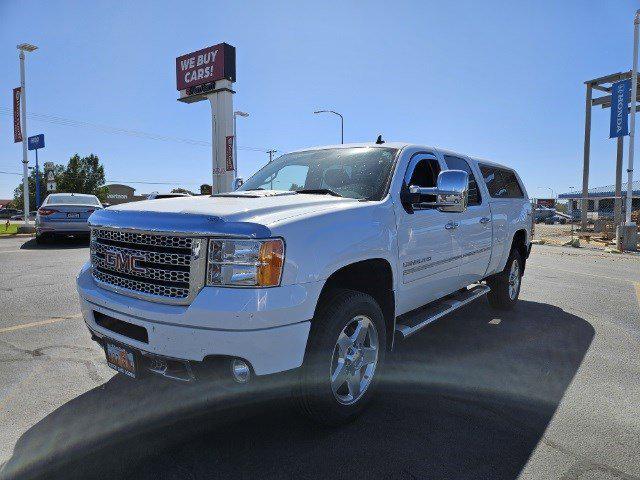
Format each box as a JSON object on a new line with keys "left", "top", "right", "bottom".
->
{"left": 295, "top": 188, "right": 343, "bottom": 197}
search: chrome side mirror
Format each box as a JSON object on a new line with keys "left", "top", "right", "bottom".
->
{"left": 233, "top": 177, "right": 244, "bottom": 190}
{"left": 408, "top": 170, "right": 469, "bottom": 213}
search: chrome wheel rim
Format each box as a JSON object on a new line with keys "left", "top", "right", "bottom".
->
{"left": 508, "top": 259, "right": 520, "bottom": 300}
{"left": 330, "top": 315, "right": 379, "bottom": 406}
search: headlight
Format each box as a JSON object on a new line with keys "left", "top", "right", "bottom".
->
{"left": 206, "top": 238, "right": 284, "bottom": 287}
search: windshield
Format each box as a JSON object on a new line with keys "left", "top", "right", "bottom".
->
{"left": 45, "top": 194, "right": 101, "bottom": 206}
{"left": 238, "top": 147, "right": 398, "bottom": 200}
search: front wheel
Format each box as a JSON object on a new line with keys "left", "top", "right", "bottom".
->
{"left": 294, "top": 289, "right": 386, "bottom": 425}
{"left": 487, "top": 249, "right": 522, "bottom": 310}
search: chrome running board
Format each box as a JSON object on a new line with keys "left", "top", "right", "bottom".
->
{"left": 395, "top": 284, "right": 490, "bottom": 338}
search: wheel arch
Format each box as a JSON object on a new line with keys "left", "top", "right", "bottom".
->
{"left": 314, "top": 258, "right": 396, "bottom": 351}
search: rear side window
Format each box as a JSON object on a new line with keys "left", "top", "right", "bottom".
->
{"left": 443, "top": 155, "right": 481, "bottom": 205}
{"left": 479, "top": 165, "right": 524, "bottom": 198}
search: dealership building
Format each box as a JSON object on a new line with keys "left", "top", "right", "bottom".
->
{"left": 559, "top": 180, "right": 640, "bottom": 218}
{"left": 104, "top": 184, "right": 148, "bottom": 205}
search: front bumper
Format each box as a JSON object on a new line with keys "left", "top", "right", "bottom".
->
{"left": 77, "top": 262, "right": 321, "bottom": 375}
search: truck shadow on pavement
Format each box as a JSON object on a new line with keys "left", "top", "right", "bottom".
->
{"left": 1, "top": 300, "right": 594, "bottom": 480}
{"left": 20, "top": 236, "right": 89, "bottom": 250}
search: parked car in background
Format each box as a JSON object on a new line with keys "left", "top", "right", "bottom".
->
{"left": 534, "top": 207, "right": 556, "bottom": 223}
{"left": 147, "top": 192, "right": 191, "bottom": 200}
{"left": 10, "top": 211, "right": 37, "bottom": 221}
{"left": 544, "top": 214, "right": 567, "bottom": 225}
{"left": 35, "top": 193, "right": 103, "bottom": 243}
{"left": 0, "top": 208, "right": 20, "bottom": 219}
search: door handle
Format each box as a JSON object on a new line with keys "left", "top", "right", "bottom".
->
{"left": 445, "top": 222, "right": 459, "bottom": 230}
{"left": 480, "top": 217, "right": 491, "bottom": 224}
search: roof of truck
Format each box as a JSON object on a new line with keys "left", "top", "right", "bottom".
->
{"left": 288, "top": 143, "right": 513, "bottom": 170}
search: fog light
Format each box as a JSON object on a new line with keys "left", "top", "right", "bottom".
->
{"left": 230, "top": 359, "right": 251, "bottom": 384}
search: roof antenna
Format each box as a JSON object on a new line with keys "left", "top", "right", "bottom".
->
{"left": 375, "top": 134, "right": 385, "bottom": 144}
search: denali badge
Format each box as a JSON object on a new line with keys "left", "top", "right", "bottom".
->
{"left": 104, "top": 250, "right": 146, "bottom": 275}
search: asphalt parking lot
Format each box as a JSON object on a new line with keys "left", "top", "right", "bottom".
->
{"left": 0, "top": 237, "right": 639, "bottom": 480}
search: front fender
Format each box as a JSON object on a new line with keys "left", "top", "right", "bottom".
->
{"left": 271, "top": 201, "right": 399, "bottom": 289}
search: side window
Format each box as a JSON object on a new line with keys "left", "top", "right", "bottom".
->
{"left": 443, "top": 155, "right": 481, "bottom": 205}
{"left": 407, "top": 158, "right": 440, "bottom": 188}
{"left": 479, "top": 165, "right": 524, "bottom": 198}
{"left": 403, "top": 156, "right": 441, "bottom": 205}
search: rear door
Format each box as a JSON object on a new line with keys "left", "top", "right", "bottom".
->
{"left": 395, "top": 152, "right": 459, "bottom": 314}
{"left": 442, "top": 155, "right": 493, "bottom": 286}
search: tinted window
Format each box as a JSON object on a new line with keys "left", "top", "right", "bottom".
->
{"left": 479, "top": 165, "right": 524, "bottom": 198}
{"left": 407, "top": 158, "right": 440, "bottom": 188}
{"left": 443, "top": 155, "right": 481, "bottom": 205}
{"left": 45, "top": 194, "right": 101, "bottom": 206}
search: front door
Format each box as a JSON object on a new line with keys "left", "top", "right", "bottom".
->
{"left": 442, "top": 155, "right": 493, "bottom": 286}
{"left": 395, "top": 153, "right": 460, "bottom": 315}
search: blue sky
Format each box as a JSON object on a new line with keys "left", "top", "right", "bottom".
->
{"left": 0, "top": 0, "right": 638, "bottom": 200}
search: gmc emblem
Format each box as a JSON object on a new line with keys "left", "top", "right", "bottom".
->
{"left": 104, "top": 250, "right": 146, "bottom": 275}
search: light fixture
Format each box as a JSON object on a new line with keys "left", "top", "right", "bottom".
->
{"left": 17, "top": 43, "right": 38, "bottom": 52}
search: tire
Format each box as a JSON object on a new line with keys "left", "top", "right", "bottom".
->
{"left": 294, "top": 289, "right": 386, "bottom": 425}
{"left": 487, "top": 249, "right": 523, "bottom": 310}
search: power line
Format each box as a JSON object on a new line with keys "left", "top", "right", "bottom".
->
{"left": 0, "top": 170, "right": 22, "bottom": 176}
{"left": 0, "top": 107, "right": 271, "bottom": 152}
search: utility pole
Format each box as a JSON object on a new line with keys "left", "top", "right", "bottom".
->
{"left": 267, "top": 149, "right": 277, "bottom": 163}
{"left": 17, "top": 43, "right": 37, "bottom": 228}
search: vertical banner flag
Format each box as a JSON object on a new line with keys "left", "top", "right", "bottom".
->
{"left": 225, "top": 135, "right": 234, "bottom": 171}
{"left": 13, "top": 87, "right": 22, "bottom": 143}
{"left": 610, "top": 79, "right": 631, "bottom": 138}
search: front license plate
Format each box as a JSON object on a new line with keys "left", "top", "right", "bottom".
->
{"left": 66, "top": 212, "right": 80, "bottom": 218}
{"left": 105, "top": 342, "right": 137, "bottom": 378}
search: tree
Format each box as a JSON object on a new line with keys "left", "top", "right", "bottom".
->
{"left": 200, "top": 184, "right": 212, "bottom": 195}
{"left": 56, "top": 154, "right": 107, "bottom": 201}
{"left": 12, "top": 153, "right": 108, "bottom": 209}
{"left": 12, "top": 164, "right": 63, "bottom": 211}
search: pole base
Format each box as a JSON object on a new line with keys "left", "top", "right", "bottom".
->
{"left": 616, "top": 224, "right": 638, "bottom": 251}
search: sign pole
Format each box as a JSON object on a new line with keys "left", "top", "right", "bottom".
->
{"left": 19, "top": 50, "right": 30, "bottom": 228}
{"left": 34, "top": 148, "right": 41, "bottom": 208}
{"left": 626, "top": 10, "right": 640, "bottom": 226}
{"left": 207, "top": 81, "right": 234, "bottom": 194}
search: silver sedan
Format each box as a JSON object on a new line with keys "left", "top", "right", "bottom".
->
{"left": 35, "top": 193, "right": 103, "bottom": 243}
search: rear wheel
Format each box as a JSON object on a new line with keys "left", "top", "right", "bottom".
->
{"left": 487, "top": 249, "right": 522, "bottom": 310}
{"left": 295, "top": 289, "right": 386, "bottom": 425}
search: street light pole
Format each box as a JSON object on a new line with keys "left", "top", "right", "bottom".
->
{"left": 233, "top": 111, "right": 249, "bottom": 186}
{"left": 313, "top": 110, "right": 344, "bottom": 144}
{"left": 17, "top": 43, "right": 37, "bottom": 228}
{"left": 625, "top": 10, "right": 640, "bottom": 226}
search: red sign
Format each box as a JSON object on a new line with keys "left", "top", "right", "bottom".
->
{"left": 225, "top": 135, "right": 234, "bottom": 171}
{"left": 13, "top": 87, "right": 22, "bottom": 143}
{"left": 176, "top": 43, "right": 236, "bottom": 91}
{"left": 536, "top": 198, "right": 556, "bottom": 208}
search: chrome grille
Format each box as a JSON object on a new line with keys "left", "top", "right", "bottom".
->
{"left": 90, "top": 228, "right": 205, "bottom": 304}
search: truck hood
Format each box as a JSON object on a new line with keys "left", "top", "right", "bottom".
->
{"left": 89, "top": 190, "right": 358, "bottom": 237}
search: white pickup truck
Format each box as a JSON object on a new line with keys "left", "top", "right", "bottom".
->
{"left": 77, "top": 142, "right": 532, "bottom": 424}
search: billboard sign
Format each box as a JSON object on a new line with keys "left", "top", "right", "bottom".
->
{"left": 175, "top": 43, "right": 236, "bottom": 91}
{"left": 13, "top": 87, "right": 22, "bottom": 143}
{"left": 28, "top": 134, "right": 45, "bottom": 150}
{"left": 609, "top": 79, "right": 631, "bottom": 138}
